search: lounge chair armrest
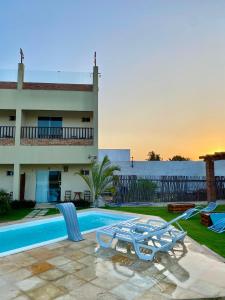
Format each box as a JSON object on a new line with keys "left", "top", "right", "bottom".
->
{"left": 117, "top": 223, "right": 136, "bottom": 230}
{"left": 146, "top": 219, "right": 167, "bottom": 226}
{"left": 195, "top": 205, "right": 204, "bottom": 209}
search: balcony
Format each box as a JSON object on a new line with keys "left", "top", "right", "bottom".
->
{"left": 20, "top": 126, "right": 94, "bottom": 146}
{"left": 0, "top": 126, "right": 15, "bottom": 145}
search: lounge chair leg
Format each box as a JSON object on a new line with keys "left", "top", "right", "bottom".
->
{"left": 96, "top": 232, "right": 114, "bottom": 248}
{"left": 133, "top": 243, "right": 155, "bottom": 261}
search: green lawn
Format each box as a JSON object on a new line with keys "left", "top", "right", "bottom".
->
{"left": 0, "top": 206, "right": 88, "bottom": 223}
{"left": 105, "top": 205, "right": 225, "bottom": 259}
{"left": 0, "top": 208, "right": 59, "bottom": 223}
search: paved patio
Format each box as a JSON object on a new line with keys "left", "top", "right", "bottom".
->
{"left": 0, "top": 213, "right": 225, "bottom": 299}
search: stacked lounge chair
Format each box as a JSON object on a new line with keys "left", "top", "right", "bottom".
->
{"left": 96, "top": 213, "right": 187, "bottom": 261}
{"left": 182, "top": 201, "right": 218, "bottom": 220}
{"left": 208, "top": 212, "right": 225, "bottom": 233}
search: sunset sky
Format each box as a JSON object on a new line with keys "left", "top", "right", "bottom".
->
{"left": 1, "top": 1, "right": 225, "bottom": 160}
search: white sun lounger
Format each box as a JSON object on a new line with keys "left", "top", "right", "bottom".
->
{"left": 96, "top": 221, "right": 186, "bottom": 261}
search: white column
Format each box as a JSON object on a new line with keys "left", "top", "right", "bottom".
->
{"left": 17, "top": 63, "right": 24, "bottom": 90}
{"left": 15, "top": 109, "right": 22, "bottom": 146}
{"left": 13, "top": 163, "right": 20, "bottom": 200}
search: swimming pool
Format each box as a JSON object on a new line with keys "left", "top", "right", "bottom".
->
{"left": 0, "top": 211, "right": 136, "bottom": 257}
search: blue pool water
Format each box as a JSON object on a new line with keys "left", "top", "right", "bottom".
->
{"left": 0, "top": 211, "right": 135, "bottom": 256}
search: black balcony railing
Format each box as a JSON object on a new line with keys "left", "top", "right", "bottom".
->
{"left": 0, "top": 126, "right": 15, "bottom": 138}
{"left": 21, "top": 126, "right": 94, "bottom": 139}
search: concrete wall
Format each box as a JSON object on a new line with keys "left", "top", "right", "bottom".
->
{"left": 22, "top": 111, "right": 93, "bottom": 127}
{"left": 0, "top": 165, "right": 14, "bottom": 193}
{"left": 99, "top": 149, "right": 130, "bottom": 162}
{"left": 113, "top": 160, "right": 225, "bottom": 177}
{"left": 0, "top": 110, "right": 16, "bottom": 126}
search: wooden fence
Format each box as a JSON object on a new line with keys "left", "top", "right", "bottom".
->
{"left": 112, "top": 175, "right": 225, "bottom": 204}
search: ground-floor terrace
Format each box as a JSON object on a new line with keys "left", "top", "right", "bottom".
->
{"left": 0, "top": 209, "right": 225, "bottom": 300}
{"left": 0, "top": 164, "right": 90, "bottom": 203}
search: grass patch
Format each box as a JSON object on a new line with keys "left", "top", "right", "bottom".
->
{"left": 0, "top": 208, "right": 32, "bottom": 222}
{"left": 105, "top": 205, "right": 225, "bottom": 259}
{"left": 0, "top": 207, "right": 60, "bottom": 222}
{"left": 0, "top": 206, "right": 90, "bottom": 223}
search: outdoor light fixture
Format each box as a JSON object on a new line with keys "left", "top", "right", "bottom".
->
{"left": 63, "top": 166, "right": 69, "bottom": 172}
{"left": 88, "top": 155, "right": 97, "bottom": 160}
{"left": 131, "top": 156, "right": 134, "bottom": 168}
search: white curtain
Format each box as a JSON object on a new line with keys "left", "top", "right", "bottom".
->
{"left": 35, "top": 171, "right": 49, "bottom": 203}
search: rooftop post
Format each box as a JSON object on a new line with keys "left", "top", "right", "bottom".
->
{"left": 17, "top": 48, "right": 24, "bottom": 89}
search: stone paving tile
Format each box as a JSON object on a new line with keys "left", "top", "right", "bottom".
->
{"left": 54, "top": 274, "right": 86, "bottom": 292}
{"left": 55, "top": 295, "right": 77, "bottom": 300}
{"left": 16, "top": 276, "right": 46, "bottom": 292}
{"left": 57, "top": 260, "right": 86, "bottom": 273}
{"left": 3, "top": 268, "right": 32, "bottom": 282}
{"left": 81, "top": 245, "right": 98, "bottom": 255}
{"left": 28, "top": 261, "right": 54, "bottom": 275}
{"left": 39, "top": 269, "right": 66, "bottom": 281}
{"left": 26, "top": 283, "right": 65, "bottom": 300}
{"left": 135, "top": 291, "right": 170, "bottom": 300}
{"left": 0, "top": 261, "right": 20, "bottom": 275}
{"left": 110, "top": 281, "right": 143, "bottom": 300}
{"left": 77, "top": 254, "right": 97, "bottom": 266}
{"left": 190, "top": 278, "right": 223, "bottom": 298}
{"left": 0, "top": 276, "right": 7, "bottom": 288}
{"left": 69, "top": 282, "right": 115, "bottom": 300}
{"left": 44, "top": 243, "right": 65, "bottom": 250}
{"left": 47, "top": 256, "right": 72, "bottom": 267}
{"left": 7, "top": 253, "right": 38, "bottom": 267}
{"left": 91, "top": 274, "right": 123, "bottom": 290}
{"left": 75, "top": 265, "right": 97, "bottom": 281}
{"left": 64, "top": 249, "right": 87, "bottom": 260}
{"left": 12, "top": 295, "right": 31, "bottom": 300}
{"left": 171, "top": 286, "right": 205, "bottom": 300}
{"left": 0, "top": 284, "right": 21, "bottom": 300}
{"left": 27, "top": 247, "right": 59, "bottom": 260}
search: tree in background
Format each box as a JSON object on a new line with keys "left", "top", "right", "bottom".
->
{"left": 146, "top": 151, "right": 162, "bottom": 161}
{"left": 169, "top": 155, "right": 190, "bottom": 161}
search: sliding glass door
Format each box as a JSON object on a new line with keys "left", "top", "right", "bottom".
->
{"left": 49, "top": 171, "right": 61, "bottom": 202}
{"left": 38, "top": 117, "right": 63, "bottom": 138}
{"left": 36, "top": 171, "right": 61, "bottom": 203}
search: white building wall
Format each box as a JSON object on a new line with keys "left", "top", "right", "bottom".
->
{"left": 99, "top": 149, "right": 225, "bottom": 176}
{"left": 0, "top": 165, "right": 14, "bottom": 193}
{"left": 99, "top": 149, "right": 130, "bottom": 162}
{"left": 22, "top": 111, "right": 93, "bottom": 127}
{"left": 112, "top": 160, "right": 225, "bottom": 177}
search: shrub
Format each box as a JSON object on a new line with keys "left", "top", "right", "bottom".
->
{"left": 0, "top": 190, "right": 10, "bottom": 215}
{"left": 11, "top": 200, "right": 36, "bottom": 209}
{"left": 70, "top": 200, "right": 90, "bottom": 209}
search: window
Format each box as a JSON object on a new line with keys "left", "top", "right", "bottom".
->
{"left": 38, "top": 117, "right": 63, "bottom": 138}
{"left": 80, "top": 169, "right": 89, "bottom": 175}
{"left": 6, "top": 171, "right": 14, "bottom": 176}
{"left": 9, "top": 116, "right": 16, "bottom": 121}
{"left": 82, "top": 117, "right": 90, "bottom": 122}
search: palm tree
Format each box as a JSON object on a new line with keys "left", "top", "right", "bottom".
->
{"left": 78, "top": 155, "right": 121, "bottom": 207}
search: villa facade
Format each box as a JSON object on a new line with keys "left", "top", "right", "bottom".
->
{"left": 0, "top": 62, "right": 98, "bottom": 203}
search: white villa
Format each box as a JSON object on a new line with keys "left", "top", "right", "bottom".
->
{"left": 0, "top": 61, "right": 98, "bottom": 203}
